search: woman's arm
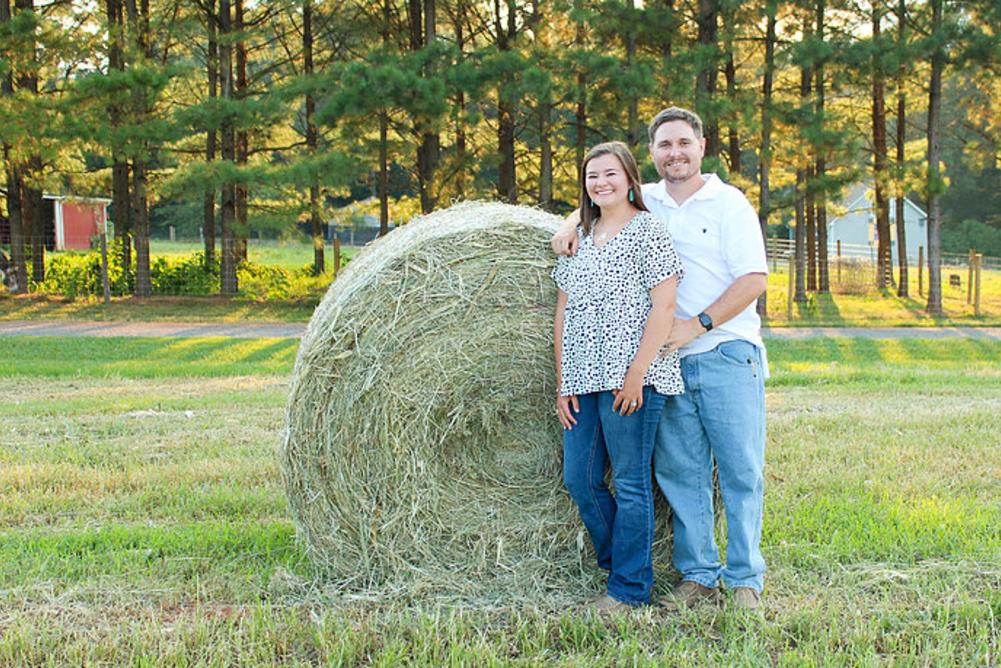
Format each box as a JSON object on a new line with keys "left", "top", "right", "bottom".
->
{"left": 612, "top": 276, "right": 678, "bottom": 416}
{"left": 554, "top": 289, "right": 579, "bottom": 429}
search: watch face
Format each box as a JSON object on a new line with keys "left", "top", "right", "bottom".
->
{"left": 699, "top": 313, "right": 712, "bottom": 330}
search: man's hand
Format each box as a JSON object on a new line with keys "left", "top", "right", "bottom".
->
{"left": 663, "top": 317, "right": 703, "bottom": 354}
{"left": 551, "top": 209, "right": 581, "bottom": 256}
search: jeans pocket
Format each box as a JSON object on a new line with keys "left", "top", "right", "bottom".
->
{"left": 715, "top": 341, "right": 755, "bottom": 368}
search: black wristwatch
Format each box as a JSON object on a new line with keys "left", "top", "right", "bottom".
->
{"left": 697, "top": 311, "right": 714, "bottom": 332}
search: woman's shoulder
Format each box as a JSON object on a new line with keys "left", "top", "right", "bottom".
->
{"left": 634, "top": 210, "right": 668, "bottom": 235}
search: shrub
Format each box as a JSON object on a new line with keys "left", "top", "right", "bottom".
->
{"left": 151, "top": 253, "right": 219, "bottom": 296}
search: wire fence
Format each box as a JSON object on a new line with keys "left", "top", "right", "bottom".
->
{"left": 765, "top": 238, "right": 1001, "bottom": 271}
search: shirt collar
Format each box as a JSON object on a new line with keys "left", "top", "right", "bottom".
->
{"left": 647, "top": 173, "right": 722, "bottom": 207}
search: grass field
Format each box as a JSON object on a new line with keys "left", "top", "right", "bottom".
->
{"left": 148, "top": 239, "right": 349, "bottom": 271}
{"left": 1, "top": 335, "right": 999, "bottom": 665}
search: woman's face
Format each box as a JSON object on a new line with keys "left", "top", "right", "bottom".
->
{"left": 585, "top": 153, "right": 631, "bottom": 210}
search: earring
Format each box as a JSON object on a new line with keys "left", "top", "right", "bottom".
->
{"left": 590, "top": 199, "right": 595, "bottom": 207}
{"left": 628, "top": 189, "right": 635, "bottom": 203}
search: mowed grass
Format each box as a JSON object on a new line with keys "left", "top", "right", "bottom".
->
{"left": 1, "top": 336, "right": 999, "bottom": 665}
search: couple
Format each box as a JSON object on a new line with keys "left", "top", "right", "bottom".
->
{"left": 551, "top": 107, "right": 768, "bottom": 613}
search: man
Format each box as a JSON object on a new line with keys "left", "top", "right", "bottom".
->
{"left": 551, "top": 107, "right": 768, "bottom": 610}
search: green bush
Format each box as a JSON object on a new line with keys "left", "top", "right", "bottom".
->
{"left": 151, "top": 253, "right": 219, "bottom": 295}
{"left": 36, "top": 241, "right": 133, "bottom": 297}
{"left": 33, "top": 247, "right": 342, "bottom": 301}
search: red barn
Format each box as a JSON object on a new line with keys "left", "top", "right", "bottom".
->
{"left": 50, "top": 195, "right": 112, "bottom": 251}
{"left": 0, "top": 195, "right": 111, "bottom": 251}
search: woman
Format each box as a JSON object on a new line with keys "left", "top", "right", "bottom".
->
{"left": 552, "top": 141, "right": 684, "bottom": 611}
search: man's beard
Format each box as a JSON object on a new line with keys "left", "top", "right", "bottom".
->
{"left": 661, "top": 161, "right": 699, "bottom": 184}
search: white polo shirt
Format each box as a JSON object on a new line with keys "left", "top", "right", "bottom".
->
{"left": 641, "top": 174, "right": 768, "bottom": 360}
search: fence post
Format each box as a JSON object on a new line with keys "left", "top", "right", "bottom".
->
{"left": 169, "top": 225, "right": 175, "bottom": 242}
{"left": 836, "top": 240, "right": 842, "bottom": 285}
{"left": 974, "top": 253, "right": 982, "bottom": 316}
{"left": 967, "top": 249, "right": 975, "bottom": 303}
{"left": 333, "top": 236, "right": 341, "bottom": 278}
{"left": 918, "top": 246, "right": 924, "bottom": 297}
{"left": 100, "top": 232, "right": 111, "bottom": 305}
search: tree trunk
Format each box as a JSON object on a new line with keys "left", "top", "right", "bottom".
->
{"left": 806, "top": 164, "right": 816, "bottom": 291}
{"left": 304, "top": 0, "right": 323, "bottom": 273}
{"left": 218, "top": 0, "right": 238, "bottom": 295}
{"left": 126, "top": 0, "right": 151, "bottom": 297}
{"left": 378, "top": 0, "right": 390, "bottom": 236}
{"left": 131, "top": 158, "right": 151, "bottom": 296}
{"left": 25, "top": 176, "right": 43, "bottom": 283}
{"left": 235, "top": 0, "right": 248, "bottom": 260}
{"left": 695, "top": 0, "right": 720, "bottom": 159}
{"left": 722, "top": 5, "right": 739, "bottom": 176}
{"left": 574, "top": 17, "right": 586, "bottom": 181}
{"left": 756, "top": 0, "right": 775, "bottom": 318}
{"left": 494, "top": 0, "right": 515, "bottom": 203}
{"left": 794, "top": 166, "right": 807, "bottom": 303}
{"left": 872, "top": 7, "right": 892, "bottom": 289}
{"left": 412, "top": 0, "right": 438, "bottom": 213}
{"left": 724, "top": 50, "right": 740, "bottom": 176}
{"left": 660, "top": 0, "right": 673, "bottom": 65}
{"left": 15, "top": 0, "right": 43, "bottom": 282}
{"left": 105, "top": 0, "right": 131, "bottom": 276}
{"left": 3, "top": 164, "right": 27, "bottom": 293}
{"left": 1, "top": 0, "right": 26, "bottom": 292}
{"left": 794, "top": 47, "right": 809, "bottom": 302}
{"left": 894, "top": 0, "right": 908, "bottom": 297}
{"left": 625, "top": 0, "right": 638, "bottom": 149}
{"left": 815, "top": 0, "right": 828, "bottom": 293}
{"left": 204, "top": 0, "right": 217, "bottom": 266}
{"left": 453, "top": 0, "right": 467, "bottom": 199}
{"left": 925, "top": 0, "right": 943, "bottom": 315}
{"left": 538, "top": 99, "right": 553, "bottom": 209}
{"left": 497, "top": 98, "right": 516, "bottom": 202}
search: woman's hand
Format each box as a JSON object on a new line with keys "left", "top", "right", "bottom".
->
{"left": 612, "top": 369, "right": 645, "bottom": 416}
{"left": 556, "top": 393, "right": 580, "bottom": 430}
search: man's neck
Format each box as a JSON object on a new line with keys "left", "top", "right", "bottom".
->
{"left": 665, "top": 173, "right": 707, "bottom": 206}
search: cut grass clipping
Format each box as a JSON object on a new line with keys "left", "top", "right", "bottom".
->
{"left": 281, "top": 202, "right": 674, "bottom": 604}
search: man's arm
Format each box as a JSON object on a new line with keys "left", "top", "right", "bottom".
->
{"left": 550, "top": 209, "right": 581, "bottom": 256}
{"left": 665, "top": 272, "right": 767, "bottom": 350}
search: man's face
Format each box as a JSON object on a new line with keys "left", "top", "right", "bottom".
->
{"left": 649, "top": 120, "right": 705, "bottom": 184}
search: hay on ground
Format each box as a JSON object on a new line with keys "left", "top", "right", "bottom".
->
{"left": 280, "top": 201, "right": 673, "bottom": 604}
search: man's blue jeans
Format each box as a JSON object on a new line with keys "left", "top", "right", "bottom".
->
{"left": 654, "top": 339, "right": 766, "bottom": 592}
{"left": 563, "top": 386, "right": 666, "bottom": 606}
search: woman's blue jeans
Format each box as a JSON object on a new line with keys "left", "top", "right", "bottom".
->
{"left": 562, "top": 386, "right": 666, "bottom": 606}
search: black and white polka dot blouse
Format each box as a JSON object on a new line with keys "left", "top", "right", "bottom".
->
{"left": 552, "top": 210, "right": 685, "bottom": 397}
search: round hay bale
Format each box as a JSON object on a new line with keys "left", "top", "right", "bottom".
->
{"left": 280, "top": 201, "right": 672, "bottom": 604}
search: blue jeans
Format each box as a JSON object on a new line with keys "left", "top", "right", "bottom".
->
{"left": 563, "top": 386, "right": 667, "bottom": 605}
{"left": 654, "top": 339, "right": 766, "bottom": 592}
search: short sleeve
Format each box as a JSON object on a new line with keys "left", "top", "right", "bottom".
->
{"left": 551, "top": 254, "right": 572, "bottom": 292}
{"left": 551, "top": 227, "right": 584, "bottom": 292}
{"left": 722, "top": 192, "right": 768, "bottom": 277}
{"left": 640, "top": 213, "right": 684, "bottom": 290}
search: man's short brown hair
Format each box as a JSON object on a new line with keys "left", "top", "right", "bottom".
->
{"left": 648, "top": 107, "right": 704, "bottom": 144}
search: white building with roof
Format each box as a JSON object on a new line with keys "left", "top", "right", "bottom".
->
{"left": 827, "top": 183, "right": 927, "bottom": 263}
